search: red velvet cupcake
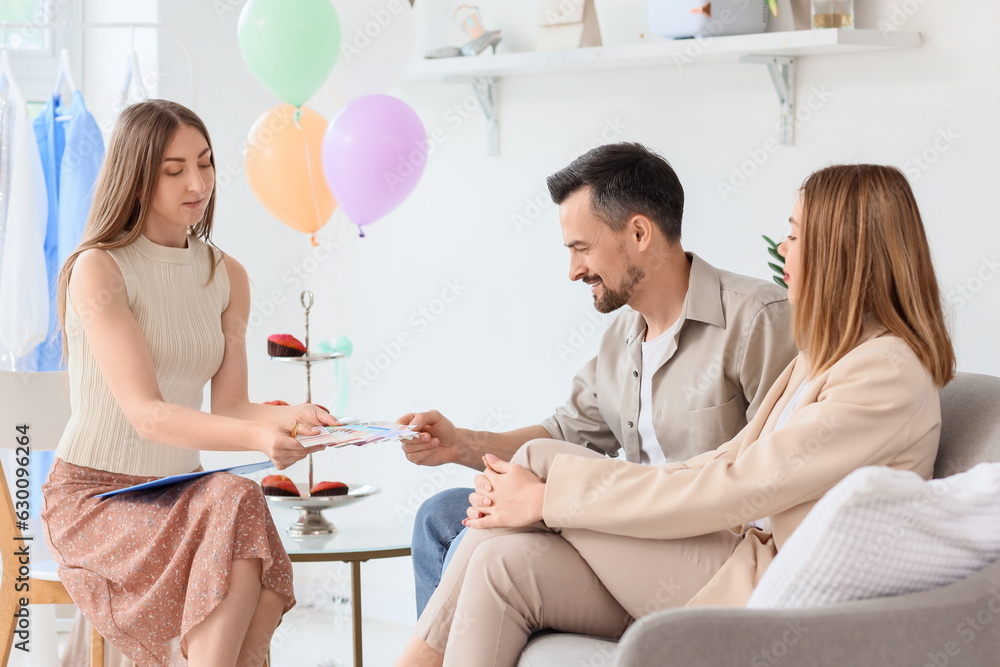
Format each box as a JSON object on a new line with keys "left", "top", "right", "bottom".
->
{"left": 310, "top": 481, "right": 348, "bottom": 497}
{"left": 262, "top": 475, "right": 300, "bottom": 497}
{"left": 268, "top": 334, "right": 306, "bottom": 357}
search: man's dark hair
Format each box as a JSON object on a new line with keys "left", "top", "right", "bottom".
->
{"left": 546, "top": 142, "right": 684, "bottom": 243}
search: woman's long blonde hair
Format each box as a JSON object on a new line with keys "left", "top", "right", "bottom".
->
{"left": 57, "top": 100, "right": 221, "bottom": 362}
{"left": 794, "top": 164, "right": 955, "bottom": 386}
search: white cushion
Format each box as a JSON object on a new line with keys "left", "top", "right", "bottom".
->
{"left": 748, "top": 463, "right": 1000, "bottom": 609}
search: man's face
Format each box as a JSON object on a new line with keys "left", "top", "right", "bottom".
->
{"left": 559, "top": 188, "right": 645, "bottom": 314}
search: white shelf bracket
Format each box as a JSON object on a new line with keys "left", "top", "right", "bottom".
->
{"left": 740, "top": 55, "right": 796, "bottom": 146}
{"left": 445, "top": 75, "right": 500, "bottom": 156}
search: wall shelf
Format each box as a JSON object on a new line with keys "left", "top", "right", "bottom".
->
{"left": 402, "top": 28, "right": 922, "bottom": 152}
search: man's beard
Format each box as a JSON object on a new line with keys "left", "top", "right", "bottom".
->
{"left": 592, "top": 262, "right": 645, "bottom": 313}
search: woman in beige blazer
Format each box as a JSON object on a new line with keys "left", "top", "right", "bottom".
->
{"left": 397, "top": 164, "right": 956, "bottom": 667}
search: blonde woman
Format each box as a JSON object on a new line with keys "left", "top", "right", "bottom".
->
{"left": 398, "top": 164, "right": 956, "bottom": 666}
{"left": 40, "top": 100, "right": 338, "bottom": 667}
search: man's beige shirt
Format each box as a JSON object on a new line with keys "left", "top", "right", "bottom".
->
{"left": 541, "top": 253, "right": 797, "bottom": 464}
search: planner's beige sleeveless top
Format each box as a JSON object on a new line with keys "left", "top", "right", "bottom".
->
{"left": 55, "top": 233, "right": 230, "bottom": 477}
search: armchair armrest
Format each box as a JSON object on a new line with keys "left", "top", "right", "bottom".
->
{"left": 616, "top": 558, "right": 1000, "bottom": 667}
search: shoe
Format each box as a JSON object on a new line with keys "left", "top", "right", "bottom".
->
{"left": 425, "top": 45, "right": 463, "bottom": 59}
{"left": 460, "top": 30, "right": 502, "bottom": 57}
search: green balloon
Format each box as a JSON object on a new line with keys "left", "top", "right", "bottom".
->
{"left": 238, "top": 0, "right": 341, "bottom": 108}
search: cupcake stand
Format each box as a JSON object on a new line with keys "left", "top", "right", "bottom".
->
{"left": 268, "top": 290, "right": 379, "bottom": 537}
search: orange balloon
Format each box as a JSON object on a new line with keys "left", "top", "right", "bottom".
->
{"left": 244, "top": 104, "right": 336, "bottom": 234}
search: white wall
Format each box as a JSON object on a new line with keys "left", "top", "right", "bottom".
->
{"left": 79, "top": 0, "right": 1000, "bottom": 625}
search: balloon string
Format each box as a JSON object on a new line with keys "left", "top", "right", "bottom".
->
{"left": 297, "top": 107, "right": 326, "bottom": 235}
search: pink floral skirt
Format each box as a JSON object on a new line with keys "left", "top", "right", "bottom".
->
{"left": 41, "top": 458, "right": 296, "bottom": 665}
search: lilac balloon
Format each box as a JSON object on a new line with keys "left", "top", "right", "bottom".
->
{"left": 321, "top": 94, "right": 428, "bottom": 229}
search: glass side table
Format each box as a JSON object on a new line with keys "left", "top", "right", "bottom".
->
{"left": 270, "top": 505, "right": 412, "bottom": 667}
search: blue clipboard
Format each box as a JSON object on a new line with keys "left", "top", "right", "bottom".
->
{"left": 96, "top": 460, "right": 275, "bottom": 498}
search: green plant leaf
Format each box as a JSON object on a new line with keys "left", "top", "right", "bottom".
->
{"left": 762, "top": 234, "right": 779, "bottom": 248}
{"left": 772, "top": 276, "right": 788, "bottom": 289}
{"left": 768, "top": 262, "right": 785, "bottom": 274}
{"left": 768, "top": 247, "right": 784, "bottom": 262}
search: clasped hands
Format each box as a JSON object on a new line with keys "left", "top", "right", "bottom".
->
{"left": 464, "top": 453, "right": 546, "bottom": 529}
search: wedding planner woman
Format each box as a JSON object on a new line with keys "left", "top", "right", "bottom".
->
{"left": 41, "top": 99, "right": 337, "bottom": 667}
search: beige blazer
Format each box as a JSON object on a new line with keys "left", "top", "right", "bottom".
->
{"left": 542, "top": 323, "right": 942, "bottom": 606}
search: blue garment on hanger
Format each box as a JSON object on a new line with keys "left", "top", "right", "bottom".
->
{"left": 27, "top": 91, "right": 103, "bottom": 519}
{"left": 32, "top": 90, "right": 104, "bottom": 371}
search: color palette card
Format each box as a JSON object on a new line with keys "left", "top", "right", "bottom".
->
{"left": 296, "top": 422, "right": 418, "bottom": 449}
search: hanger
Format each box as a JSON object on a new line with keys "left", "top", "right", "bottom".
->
{"left": 53, "top": 48, "right": 77, "bottom": 96}
{"left": 52, "top": 48, "right": 77, "bottom": 121}
{"left": 119, "top": 23, "right": 149, "bottom": 106}
{"left": 51, "top": 22, "right": 77, "bottom": 121}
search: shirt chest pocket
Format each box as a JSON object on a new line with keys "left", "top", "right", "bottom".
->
{"left": 686, "top": 394, "right": 747, "bottom": 437}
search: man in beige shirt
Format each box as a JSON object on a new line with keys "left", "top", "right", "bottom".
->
{"left": 401, "top": 142, "right": 797, "bottom": 614}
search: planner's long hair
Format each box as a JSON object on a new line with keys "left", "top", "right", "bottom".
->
{"left": 56, "top": 100, "right": 221, "bottom": 362}
{"left": 794, "top": 164, "right": 954, "bottom": 386}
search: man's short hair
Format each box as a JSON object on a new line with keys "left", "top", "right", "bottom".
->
{"left": 546, "top": 142, "right": 685, "bottom": 243}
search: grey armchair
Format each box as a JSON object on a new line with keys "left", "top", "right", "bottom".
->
{"left": 518, "top": 371, "right": 1000, "bottom": 667}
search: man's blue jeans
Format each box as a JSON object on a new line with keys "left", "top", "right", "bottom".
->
{"left": 412, "top": 487, "right": 472, "bottom": 616}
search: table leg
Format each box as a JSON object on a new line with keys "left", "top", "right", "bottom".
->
{"left": 351, "top": 560, "right": 363, "bottom": 667}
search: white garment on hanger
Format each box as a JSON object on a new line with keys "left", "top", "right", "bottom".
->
{"left": 118, "top": 48, "right": 149, "bottom": 111}
{"left": 0, "top": 87, "right": 50, "bottom": 357}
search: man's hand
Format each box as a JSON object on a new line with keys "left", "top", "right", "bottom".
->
{"left": 465, "top": 453, "right": 545, "bottom": 529}
{"left": 397, "top": 410, "right": 468, "bottom": 467}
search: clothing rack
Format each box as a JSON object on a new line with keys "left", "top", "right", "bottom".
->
{"left": 0, "top": 21, "right": 196, "bottom": 109}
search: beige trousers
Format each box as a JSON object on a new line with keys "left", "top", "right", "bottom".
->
{"left": 415, "top": 439, "right": 743, "bottom": 667}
